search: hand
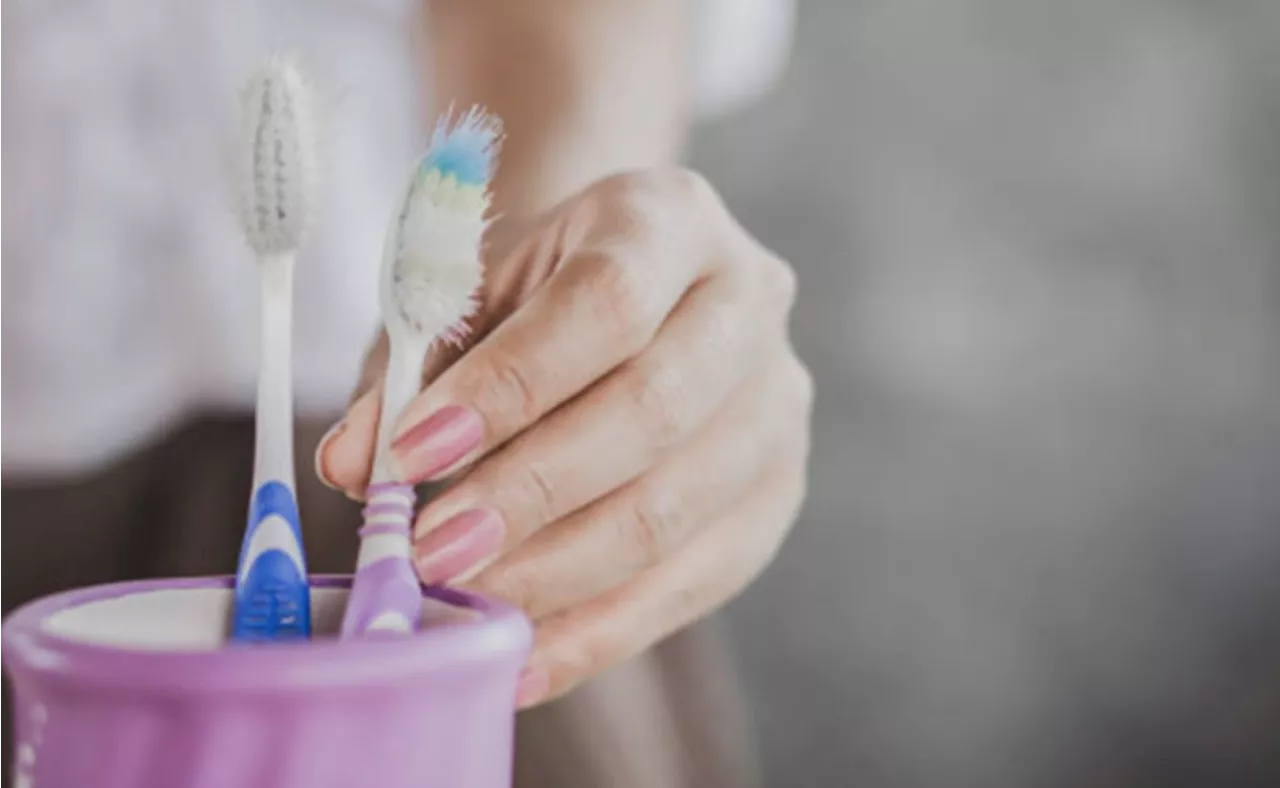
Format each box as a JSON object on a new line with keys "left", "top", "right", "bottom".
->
{"left": 317, "top": 168, "right": 813, "bottom": 707}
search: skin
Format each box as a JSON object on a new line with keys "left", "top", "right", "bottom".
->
{"left": 316, "top": 0, "right": 814, "bottom": 708}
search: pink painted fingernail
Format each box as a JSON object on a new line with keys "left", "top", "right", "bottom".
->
{"left": 414, "top": 507, "right": 505, "bottom": 584}
{"left": 515, "top": 667, "right": 549, "bottom": 708}
{"left": 391, "top": 405, "right": 484, "bottom": 482}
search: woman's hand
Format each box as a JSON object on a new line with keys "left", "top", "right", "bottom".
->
{"left": 317, "top": 168, "right": 813, "bottom": 707}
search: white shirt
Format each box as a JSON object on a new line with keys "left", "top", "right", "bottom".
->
{"left": 2, "top": 0, "right": 793, "bottom": 476}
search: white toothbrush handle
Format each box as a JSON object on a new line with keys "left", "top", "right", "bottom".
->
{"left": 370, "top": 336, "right": 426, "bottom": 485}
{"left": 254, "top": 253, "right": 298, "bottom": 491}
{"left": 232, "top": 252, "right": 310, "bottom": 641}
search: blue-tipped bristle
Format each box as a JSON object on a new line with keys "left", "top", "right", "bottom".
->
{"left": 420, "top": 107, "right": 501, "bottom": 186}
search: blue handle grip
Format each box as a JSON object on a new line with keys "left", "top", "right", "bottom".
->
{"left": 249, "top": 480, "right": 302, "bottom": 530}
{"left": 232, "top": 480, "right": 311, "bottom": 642}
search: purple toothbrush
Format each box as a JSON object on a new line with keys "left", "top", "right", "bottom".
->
{"left": 341, "top": 108, "right": 501, "bottom": 637}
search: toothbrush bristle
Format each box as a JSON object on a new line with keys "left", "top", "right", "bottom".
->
{"left": 238, "top": 56, "right": 319, "bottom": 256}
{"left": 421, "top": 106, "right": 502, "bottom": 187}
{"left": 389, "top": 107, "right": 501, "bottom": 341}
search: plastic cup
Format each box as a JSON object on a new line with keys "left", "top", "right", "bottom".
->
{"left": 2, "top": 576, "right": 531, "bottom": 788}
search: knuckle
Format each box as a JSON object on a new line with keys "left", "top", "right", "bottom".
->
{"left": 785, "top": 353, "right": 816, "bottom": 414}
{"left": 699, "top": 296, "right": 741, "bottom": 355}
{"left": 624, "top": 487, "right": 686, "bottom": 566}
{"left": 586, "top": 178, "right": 651, "bottom": 239}
{"left": 598, "top": 167, "right": 715, "bottom": 211}
{"left": 474, "top": 345, "right": 541, "bottom": 429}
{"left": 792, "top": 418, "right": 814, "bottom": 465}
{"left": 777, "top": 468, "right": 810, "bottom": 538}
{"left": 669, "top": 580, "right": 707, "bottom": 625}
{"left": 484, "top": 563, "right": 538, "bottom": 612}
{"left": 639, "top": 168, "right": 723, "bottom": 242}
{"left": 766, "top": 257, "right": 799, "bottom": 313}
{"left": 624, "top": 358, "right": 695, "bottom": 447}
{"left": 759, "top": 355, "right": 814, "bottom": 465}
{"left": 581, "top": 252, "right": 657, "bottom": 351}
{"left": 517, "top": 459, "right": 560, "bottom": 528}
{"left": 586, "top": 172, "right": 672, "bottom": 245}
{"left": 546, "top": 627, "right": 619, "bottom": 692}
{"left": 597, "top": 166, "right": 717, "bottom": 242}
{"left": 656, "top": 166, "right": 719, "bottom": 210}
{"left": 592, "top": 169, "right": 649, "bottom": 203}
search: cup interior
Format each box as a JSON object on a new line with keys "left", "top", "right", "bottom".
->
{"left": 40, "top": 585, "right": 481, "bottom": 651}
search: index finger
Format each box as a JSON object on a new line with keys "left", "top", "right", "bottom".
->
{"left": 389, "top": 171, "right": 721, "bottom": 485}
{"left": 314, "top": 212, "right": 556, "bottom": 498}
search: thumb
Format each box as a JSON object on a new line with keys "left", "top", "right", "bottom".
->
{"left": 314, "top": 330, "right": 388, "bottom": 499}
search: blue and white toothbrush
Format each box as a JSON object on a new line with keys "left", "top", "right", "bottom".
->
{"left": 231, "top": 57, "right": 320, "bottom": 642}
{"left": 341, "top": 108, "right": 500, "bottom": 637}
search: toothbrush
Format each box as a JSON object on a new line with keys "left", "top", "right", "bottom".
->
{"left": 341, "top": 108, "right": 500, "bottom": 637}
{"left": 231, "top": 57, "right": 320, "bottom": 642}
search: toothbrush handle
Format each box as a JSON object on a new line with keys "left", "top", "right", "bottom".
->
{"left": 232, "top": 480, "right": 311, "bottom": 640}
{"left": 341, "top": 482, "right": 424, "bottom": 636}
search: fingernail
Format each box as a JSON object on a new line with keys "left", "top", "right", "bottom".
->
{"left": 391, "top": 405, "right": 483, "bottom": 482}
{"left": 313, "top": 419, "right": 347, "bottom": 491}
{"left": 414, "top": 507, "right": 505, "bottom": 584}
{"left": 515, "top": 667, "right": 549, "bottom": 708}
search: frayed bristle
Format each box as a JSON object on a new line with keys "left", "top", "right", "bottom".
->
{"left": 420, "top": 106, "right": 502, "bottom": 186}
{"left": 238, "top": 56, "right": 320, "bottom": 256}
{"left": 384, "top": 107, "right": 500, "bottom": 340}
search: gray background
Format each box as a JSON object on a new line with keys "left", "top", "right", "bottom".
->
{"left": 692, "top": 2, "right": 1280, "bottom": 786}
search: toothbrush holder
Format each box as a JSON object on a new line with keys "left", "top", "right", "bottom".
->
{"left": 2, "top": 575, "right": 531, "bottom": 788}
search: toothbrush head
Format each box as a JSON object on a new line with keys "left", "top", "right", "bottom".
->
{"left": 238, "top": 56, "right": 320, "bottom": 257}
{"left": 385, "top": 107, "right": 501, "bottom": 344}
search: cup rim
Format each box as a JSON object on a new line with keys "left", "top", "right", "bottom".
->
{"left": 1, "top": 575, "right": 531, "bottom": 695}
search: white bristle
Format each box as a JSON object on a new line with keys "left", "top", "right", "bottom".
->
{"left": 239, "top": 57, "right": 319, "bottom": 256}
{"left": 382, "top": 108, "right": 499, "bottom": 343}
{"left": 391, "top": 194, "right": 487, "bottom": 339}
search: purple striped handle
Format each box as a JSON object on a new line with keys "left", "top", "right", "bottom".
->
{"left": 341, "top": 483, "right": 424, "bottom": 636}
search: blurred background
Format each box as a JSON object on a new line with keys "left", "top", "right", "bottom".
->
{"left": 699, "top": 1, "right": 1280, "bottom": 785}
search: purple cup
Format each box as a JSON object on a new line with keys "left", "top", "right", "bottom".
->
{"left": 2, "top": 575, "right": 532, "bottom": 788}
